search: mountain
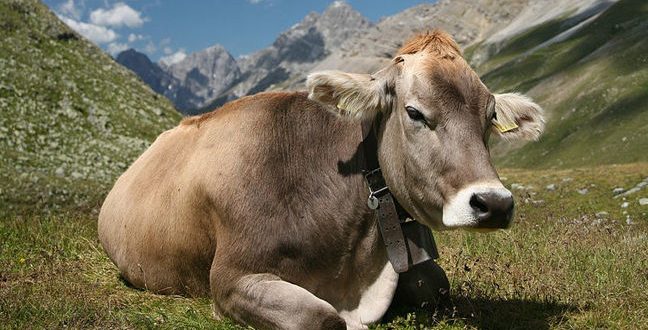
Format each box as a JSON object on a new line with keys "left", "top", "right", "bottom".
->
{"left": 116, "top": 0, "right": 647, "bottom": 168}
{"left": 117, "top": 0, "right": 372, "bottom": 114}
{"left": 0, "top": 0, "right": 182, "bottom": 216}
{"left": 197, "top": 0, "right": 373, "bottom": 113}
{"left": 116, "top": 49, "right": 178, "bottom": 97}
{"left": 117, "top": 45, "right": 240, "bottom": 113}
{"left": 162, "top": 44, "right": 241, "bottom": 112}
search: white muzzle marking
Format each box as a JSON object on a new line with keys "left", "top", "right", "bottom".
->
{"left": 442, "top": 181, "right": 512, "bottom": 228}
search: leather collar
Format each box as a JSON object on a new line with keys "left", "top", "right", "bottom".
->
{"left": 360, "top": 117, "right": 439, "bottom": 273}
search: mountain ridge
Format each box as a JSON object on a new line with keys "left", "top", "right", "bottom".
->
{"left": 118, "top": 0, "right": 372, "bottom": 113}
{"left": 115, "top": 0, "right": 648, "bottom": 169}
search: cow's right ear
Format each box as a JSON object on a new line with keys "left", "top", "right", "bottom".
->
{"left": 307, "top": 70, "right": 393, "bottom": 120}
{"left": 492, "top": 93, "right": 545, "bottom": 141}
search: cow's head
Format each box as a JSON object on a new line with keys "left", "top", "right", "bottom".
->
{"left": 307, "top": 30, "right": 544, "bottom": 231}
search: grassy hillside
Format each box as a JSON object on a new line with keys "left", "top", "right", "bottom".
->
{"left": 474, "top": 0, "right": 648, "bottom": 168}
{"left": 1, "top": 164, "right": 646, "bottom": 329}
{"left": 0, "top": 0, "right": 181, "bottom": 216}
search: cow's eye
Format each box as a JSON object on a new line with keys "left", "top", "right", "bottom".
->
{"left": 405, "top": 106, "right": 425, "bottom": 121}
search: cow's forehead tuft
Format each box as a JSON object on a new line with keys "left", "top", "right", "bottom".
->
{"left": 397, "top": 29, "right": 461, "bottom": 58}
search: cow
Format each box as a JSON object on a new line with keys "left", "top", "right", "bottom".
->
{"left": 98, "top": 30, "right": 544, "bottom": 330}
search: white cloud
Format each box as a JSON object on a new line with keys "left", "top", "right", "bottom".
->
{"left": 248, "top": 0, "right": 264, "bottom": 4}
{"left": 162, "top": 46, "right": 174, "bottom": 55}
{"left": 159, "top": 50, "right": 187, "bottom": 66}
{"left": 90, "top": 3, "right": 144, "bottom": 28}
{"left": 144, "top": 41, "right": 157, "bottom": 54}
{"left": 60, "top": 16, "right": 117, "bottom": 44}
{"left": 58, "top": 0, "right": 83, "bottom": 20}
{"left": 107, "top": 42, "right": 129, "bottom": 55}
{"left": 127, "top": 33, "right": 144, "bottom": 43}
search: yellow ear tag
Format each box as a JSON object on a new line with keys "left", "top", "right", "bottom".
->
{"left": 492, "top": 119, "right": 519, "bottom": 133}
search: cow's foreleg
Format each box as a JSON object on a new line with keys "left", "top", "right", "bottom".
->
{"left": 211, "top": 272, "right": 346, "bottom": 330}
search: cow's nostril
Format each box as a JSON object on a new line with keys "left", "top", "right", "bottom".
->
{"left": 470, "top": 191, "right": 515, "bottom": 228}
{"left": 469, "top": 194, "right": 489, "bottom": 215}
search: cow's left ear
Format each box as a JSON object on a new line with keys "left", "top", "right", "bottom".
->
{"left": 307, "top": 70, "right": 394, "bottom": 120}
{"left": 492, "top": 93, "right": 545, "bottom": 141}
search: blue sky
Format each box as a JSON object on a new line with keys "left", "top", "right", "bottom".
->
{"left": 44, "top": 0, "right": 435, "bottom": 64}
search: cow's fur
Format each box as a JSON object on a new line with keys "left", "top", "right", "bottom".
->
{"left": 99, "top": 30, "right": 544, "bottom": 329}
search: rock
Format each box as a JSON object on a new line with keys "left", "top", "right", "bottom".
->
{"left": 612, "top": 187, "right": 625, "bottom": 195}
{"left": 626, "top": 216, "right": 634, "bottom": 225}
{"left": 638, "top": 182, "right": 648, "bottom": 189}
{"left": 71, "top": 171, "right": 83, "bottom": 179}
{"left": 621, "top": 202, "right": 629, "bottom": 208}
{"left": 562, "top": 177, "right": 573, "bottom": 183}
{"left": 595, "top": 211, "right": 609, "bottom": 219}
{"left": 639, "top": 198, "right": 648, "bottom": 206}
{"left": 577, "top": 188, "right": 589, "bottom": 195}
{"left": 620, "top": 187, "right": 640, "bottom": 197}
{"left": 55, "top": 167, "right": 64, "bottom": 177}
{"left": 546, "top": 184, "right": 556, "bottom": 191}
{"left": 511, "top": 183, "right": 525, "bottom": 190}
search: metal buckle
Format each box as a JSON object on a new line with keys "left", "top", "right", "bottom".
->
{"left": 364, "top": 168, "right": 389, "bottom": 210}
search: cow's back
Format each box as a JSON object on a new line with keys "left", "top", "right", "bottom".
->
{"left": 98, "top": 91, "right": 376, "bottom": 296}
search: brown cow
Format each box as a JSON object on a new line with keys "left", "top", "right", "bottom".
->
{"left": 99, "top": 30, "right": 544, "bottom": 329}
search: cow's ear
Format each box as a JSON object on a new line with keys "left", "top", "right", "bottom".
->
{"left": 307, "top": 70, "right": 393, "bottom": 119}
{"left": 491, "top": 93, "right": 545, "bottom": 141}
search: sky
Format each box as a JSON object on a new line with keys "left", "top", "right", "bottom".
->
{"left": 43, "top": 0, "right": 435, "bottom": 65}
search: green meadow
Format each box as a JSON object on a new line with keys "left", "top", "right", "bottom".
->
{"left": 2, "top": 164, "right": 646, "bottom": 329}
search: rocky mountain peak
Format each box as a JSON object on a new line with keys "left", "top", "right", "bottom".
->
{"left": 317, "top": 1, "right": 371, "bottom": 48}
{"left": 162, "top": 44, "right": 241, "bottom": 111}
{"left": 116, "top": 48, "right": 148, "bottom": 64}
{"left": 167, "top": 44, "right": 237, "bottom": 81}
{"left": 116, "top": 48, "right": 176, "bottom": 97}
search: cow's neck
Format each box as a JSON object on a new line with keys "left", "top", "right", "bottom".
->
{"left": 360, "top": 117, "right": 439, "bottom": 273}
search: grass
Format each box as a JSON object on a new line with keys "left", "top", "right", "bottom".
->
{"left": 0, "top": 0, "right": 181, "bottom": 216}
{"left": 2, "top": 163, "right": 646, "bottom": 329}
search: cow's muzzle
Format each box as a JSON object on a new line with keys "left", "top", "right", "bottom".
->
{"left": 442, "top": 182, "right": 514, "bottom": 229}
